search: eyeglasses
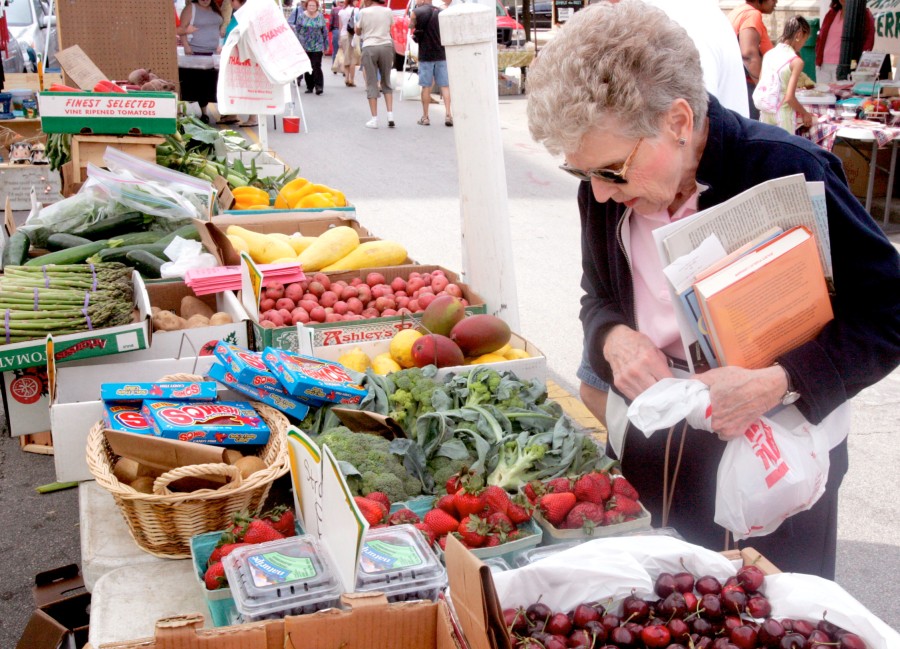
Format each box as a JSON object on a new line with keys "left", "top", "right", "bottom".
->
{"left": 559, "top": 138, "right": 644, "bottom": 184}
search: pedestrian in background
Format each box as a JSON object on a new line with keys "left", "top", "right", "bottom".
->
{"left": 357, "top": 0, "right": 395, "bottom": 128}
{"left": 330, "top": 0, "right": 346, "bottom": 64}
{"left": 815, "top": 0, "right": 875, "bottom": 83}
{"left": 410, "top": 0, "right": 452, "bottom": 126}
{"left": 177, "top": 0, "right": 224, "bottom": 124}
{"left": 338, "top": 0, "right": 361, "bottom": 87}
{"left": 728, "top": 0, "right": 777, "bottom": 120}
{"left": 755, "top": 16, "right": 814, "bottom": 133}
{"left": 292, "top": 0, "right": 329, "bottom": 95}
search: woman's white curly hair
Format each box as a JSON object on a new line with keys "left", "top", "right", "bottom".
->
{"left": 526, "top": 0, "right": 708, "bottom": 155}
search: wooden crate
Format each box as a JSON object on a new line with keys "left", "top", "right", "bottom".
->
{"left": 70, "top": 134, "right": 165, "bottom": 183}
{"left": 19, "top": 431, "right": 54, "bottom": 455}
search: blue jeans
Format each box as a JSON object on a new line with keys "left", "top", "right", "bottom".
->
{"left": 331, "top": 29, "right": 340, "bottom": 59}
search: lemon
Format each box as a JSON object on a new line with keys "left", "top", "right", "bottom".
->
{"left": 372, "top": 353, "right": 402, "bottom": 375}
{"left": 493, "top": 343, "right": 512, "bottom": 356}
{"left": 503, "top": 348, "right": 531, "bottom": 360}
{"left": 390, "top": 329, "right": 423, "bottom": 368}
{"left": 338, "top": 347, "right": 372, "bottom": 373}
{"left": 467, "top": 353, "right": 507, "bottom": 365}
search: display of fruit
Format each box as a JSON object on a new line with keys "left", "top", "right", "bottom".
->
{"left": 523, "top": 471, "right": 645, "bottom": 531}
{"left": 273, "top": 176, "right": 348, "bottom": 210}
{"left": 505, "top": 567, "right": 870, "bottom": 649}
{"left": 256, "top": 269, "right": 470, "bottom": 328}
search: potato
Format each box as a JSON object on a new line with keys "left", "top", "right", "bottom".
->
{"left": 209, "top": 312, "right": 234, "bottom": 326}
{"left": 130, "top": 476, "right": 156, "bottom": 494}
{"left": 151, "top": 305, "right": 161, "bottom": 317}
{"left": 152, "top": 310, "right": 187, "bottom": 331}
{"left": 234, "top": 455, "right": 267, "bottom": 478}
{"left": 223, "top": 449, "right": 244, "bottom": 465}
{"left": 186, "top": 314, "right": 210, "bottom": 328}
{"left": 180, "top": 296, "right": 214, "bottom": 320}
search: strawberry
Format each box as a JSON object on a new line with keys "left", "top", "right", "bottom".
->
{"left": 505, "top": 528, "right": 526, "bottom": 542}
{"left": 435, "top": 494, "right": 459, "bottom": 518}
{"left": 424, "top": 508, "right": 460, "bottom": 537}
{"left": 522, "top": 480, "right": 543, "bottom": 504}
{"left": 414, "top": 522, "right": 437, "bottom": 546}
{"left": 454, "top": 487, "right": 486, "bottom": 519}
{"left": 354, "top": 496, "right": 387, "bottom": 525}
{"left": 243, "top": 519, "right": 285, "bottom": 544}
{"left": 458, "top": 515, "right": 489, "bottom": 548}
{"left": 438, "top": 535, "right": 450, "bottom": 551}
{"left": 539, "top": 492, "right": 577, "bottom": 527}
{"left": 204, "top": 561, "right": 228, "bottom": 590}
{"left": 592, "top": 471, "right": 613, "bottom": 500}
{"left": 226, "top": 511, "right": 253, "bottom": 541}
{"left": 564, "top": 502, "right": 605, "bottom": 531}
{"left": 388, "top": 508, "right": 421, "bottom": 525}
{"left": 603, "top": 509, "right": 626, "bottom": 526}
{"left": 208, "top": 542, "right": 250, "bottom": 566}
{"left": 365, "top": 491, "right": 392, "bottom": 510}
{"left": 607, "top": 495, "right": 642, "bottom": 517}
{"left": 487, "top": 511, "right": 514, "bottom": 534}
{"left": 611, "top": 475, "right": 640, "bottom": 500}
{"left": 484, "top": 533, "right": 503, "bottom": 548}
{"left": 260, "top": 506, "right": 296, "bottom": 537}
{"left": 573, "top": 473, "right": 608, "bottom": 505}
{"left": 445, "top": 469, "right": 471, "bottom": 495}
{"left": 546, "top": 477, "right": 573, "bottom": 494}
{"left": 482, "top": 485, "right": 510, "bottom": 515}
{"left": 506, "top": 495, "right": 533, "bottom": 525}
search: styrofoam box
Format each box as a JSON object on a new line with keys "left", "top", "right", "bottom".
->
{"left": 307, "top": 333, "right": 547, "bottom": 384}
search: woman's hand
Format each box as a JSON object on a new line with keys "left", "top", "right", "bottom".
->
{"left": 694, "top": 365, "right": 787, "bottom": 439}
{"left": 603, "top": 325, "right": 673, "bottom": 400}
{"left": 801, "top": 111, "right": 814, "bottom": 128}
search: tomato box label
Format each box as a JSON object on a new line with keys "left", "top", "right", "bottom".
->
{"left": 101, "top": 382, "right": 218, "bottom": 402}
{"left": 103, "top": 402, "right": 153, "bottom": 434}
{"left": 38, "top": 91, "right": 178, "bottom": 135}
{"left": 141, "top": 400, "right": 270, "bottom": 445}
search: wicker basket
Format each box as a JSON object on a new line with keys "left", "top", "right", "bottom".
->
{"left": 86, "top": 375, "right": 291, "bottom": 558}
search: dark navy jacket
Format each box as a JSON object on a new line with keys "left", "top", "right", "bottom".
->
{"left": 580, "top": 96, "right": 900, "bottom": 425}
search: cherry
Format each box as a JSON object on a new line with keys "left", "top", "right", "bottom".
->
{"left": 642, "top": 625, "right": 673, "bottom": 648}
{"left": 816, "top": 619, "right": 841, "bottom": 637}
{"left": 566, "top": 629, "right": 592, "bottom": 649}
{"left": 673, "top": 571, "right": 696, "bottom": 594}
{"left": 622, "top": 595, "right": 650, "bottom": 623}
{"left": 547, "top": 613, "right": 573, "bottom": 636}
{"left": 691, "top": 617, "right": 715, "bottom": 637}
{"left": 807, "top": 630, "right": 832, "bottom": 648}
{"left": 544, "top": 635, "right": 567, "bottom": 649}
{"left": 780, "top": 632, "right": 808, "bottom": 649}
{"left": 667, "top": 618, "right": 690, "bottom": 642}
{"left": 625, "top": 622, "right": 645, "bottom": 636}
{"left": 721, "top": 589, "right": 748, "bottom": 615}
{"left": 655, "top": 572, "right": 678, "bottom": 598}
{"left": 526, "top": 603, "right": 553, "bottom": 624}
{"left": 504, "top": 608, "right": 528, "bottom": 633}
{"left": 572, "top": 603, "right": 601, "bottom": 628}
{"left": 723, "top": 616, "right": 743, "bottom": 634}
{"left": 694, "top": 637, "right": 713, "bottom": 649}
{"left": 659, "top": 592, "right": 688, "bottom": 619}
{"left": 723, "top": 576, "right": 741, "bottom": 589}
{"left": 699, "top": 593, "right": 724, "bottom": 620}
{"left": 584, "top": 620, "right": 608, "bottom": 644}
{"left": 696, "top": 576, "right": 723, "bottom": 596}
{"left": 531, "top": 631, "right": 551, "bottom": 645}
{"left": 600, "top": 614, "right": 621, "bottom": 632}
{"left": 713, "top": 638, "right": 733, "bottom": 649}
{"left": 758, "top": 618, "right": 786, "bottom": 647}
{"left": 736, "top": 565, "right": 765, "bottom": 592}
{"left": 838, "top": 633, "right": 866, "bottom": 649}
{"left": 609, "top": 626, "right": 636, "bottom": 648}
{"left": 792, "top": 620, "right": 815, "bottom": 638}
{"left": 746, "top": 595, "right": 772, "bottom": 619}
{"left": 781, "top": 620, "right": 796, "bottom": 633}
{"left": 683, "top": 592, "right": 699, "bottom": 613}
{"left": 730, "top": 625, "right": 759, "bottom": 649}
{"left": 591, "top": 603, "right": 607, "bottom": 618}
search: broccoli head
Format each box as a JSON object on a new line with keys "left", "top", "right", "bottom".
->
{"left": 486, "top": 439, "right": 549, "bottom": 491}
{"left": 428, "top": 456, "right": 471, "bottom": 493}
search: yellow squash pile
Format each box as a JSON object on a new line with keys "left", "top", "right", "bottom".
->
{"left": 230, "top": 178, "right": 349, "bottom": 211}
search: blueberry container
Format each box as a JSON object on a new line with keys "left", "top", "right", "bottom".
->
{"left": 355, "top": 524, "right": 447, "bottom": 602}
{"left": 223, "top": 535, "right": 343, "bottom": 622}
{"left": 512, "top": 540, "right": 584, "bottom": 567}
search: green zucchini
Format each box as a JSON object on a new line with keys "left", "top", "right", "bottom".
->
{"left": 3, "top": 231, "right": 31, "bottom": 267}
{"left": 156, "top": 224, "right": 201, "bottom": 246}
{"left": 47, "top": 233, "right": 93, "bottom": 251}
{"left": 97, "top": 243, "right": 167, "bottom": 263}
{"left": 77, "top": 212, "right": 147, "bottom": 240}
{"left": 126, "top": 250, "right": 164, "bottom": 278}
{"left": 24, "top": 240, "right": 109, "bottom": 266}
{"left": 110, "top": 231, "right": 161, "bottom": 247}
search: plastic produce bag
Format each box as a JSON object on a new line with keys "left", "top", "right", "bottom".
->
{"left": 86, "top": 164, "right": 200, "bottom": 225}
{"left": 160, "top": 237, "right": 219, "bottom": 279}
{"left": 626, "top": 378, "right": 850, "bottom": 540}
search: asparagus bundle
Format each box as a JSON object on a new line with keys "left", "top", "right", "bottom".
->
{"left": 0, "top": 263, "right": 136, "bottom": 344}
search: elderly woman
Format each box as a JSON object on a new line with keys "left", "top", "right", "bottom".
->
{"left": 527, "top": 0, "right": 900, "bottom": 578}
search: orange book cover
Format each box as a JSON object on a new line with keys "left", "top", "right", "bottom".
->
{"left": 693, "top": 226, "right": 834, "bottom": 369}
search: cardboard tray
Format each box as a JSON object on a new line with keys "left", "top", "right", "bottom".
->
{"left": 532, "top": 502, "right": 652, "bottom": 544}
{"left": 190, "top": 531, "right": 239, "bottom": 627}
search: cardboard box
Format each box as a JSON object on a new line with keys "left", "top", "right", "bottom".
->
{"left": 16, "top": 564, "right": 90, "bottom": 649}
{"left": 94, "top": 594, "right": 458, "bottom": 649}
{"left": 831, "top": 140, "right": 891, "bottom": 199}
{"left": 38, "top": 91, "right": 178, "bottom": 136}
{"left": 69, "top": 134, "right": 166, "bottom": 183}
{"left": 308, "top": 332, "right": 547, "bottom": 384}
{"left": 0, "top": 164, "right": 63, "bottom": 209}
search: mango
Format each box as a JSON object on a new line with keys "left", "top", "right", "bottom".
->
{"left": 419, "top": 295, "right": 466, "bottom": 336}
{"left": 411, "top": 334, "right": 465, "bottom": 369}
{"left": 449, "top": 314, "right": 512, "bottom": 358}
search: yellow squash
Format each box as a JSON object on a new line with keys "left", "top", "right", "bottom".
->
{"left": 321, "top": 240, "right": 408, "bottom": 272}
{"left": 296, "top": 226, "right": 360, "bottom": 271}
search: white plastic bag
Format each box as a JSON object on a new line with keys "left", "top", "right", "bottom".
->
{"left": 160, "top": 237, "right": 219, "bottom": 279}
{"left": 236, "top": 0, "right": 311, "bottom": 85}
{"left": 626, "top": 378, "right": 850, "bottom": 540}
{"left": 217, "top": 31, "right": 286, "bottom": 115}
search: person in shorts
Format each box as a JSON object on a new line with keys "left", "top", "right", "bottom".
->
{"left": 357, "top": 0, "right": 395, "bottom": 128}
{"left": 410, "top": 0, "right": 452, "bottom": 126}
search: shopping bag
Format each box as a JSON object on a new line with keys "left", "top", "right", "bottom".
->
{"left": 627, "top": 378, "right": 850, "bottom": 540}
{"left": 217, "top": 31, "right": 286, "bottom": 115}
{"left": 402, "top": 72, "right": 420, "bottom": 100}
{"left": 236, "top": 0, "right": 311, "bottom": 84}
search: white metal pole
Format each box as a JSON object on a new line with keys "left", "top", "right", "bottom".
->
{"left": 439, "top": 3, "right": 520, "bottom": 330}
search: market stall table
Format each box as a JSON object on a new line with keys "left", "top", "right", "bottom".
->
{"left": 497, "top": 46, "right": 535, "bottom": 94}
{"left": 834, "top": 124, "right": 900, "bottom": 225}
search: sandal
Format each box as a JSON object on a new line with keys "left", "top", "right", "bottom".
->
{"left": 218, "top": 116, "right": 240, "bottom": 124}
{"left": 445, "top": 116, "right": 453, "bottom": 127}
{"left": 240, "top": 120, "right": 258, "bottom": 127}
{"left": 417, "top": 116, "right": 430, "bottom": 126}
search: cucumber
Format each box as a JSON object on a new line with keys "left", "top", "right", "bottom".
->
{"left": 47, "top": 233, "right": 93, "bottom": 251}
{"left": 77, "top": 212, "right": 148, "bottom": 240}
{"left": 126, "top": 250, "right": 164, "bottom": 279}
{"left": 98, "top": 243, "right": 167, "bottom": 263}
{"left": 23, "top": 240, "right": 109, "bottom": 266}
{"left": 3, "top": 231, "right": 31, "bottom": 267}
{"left": 156, "top": 224, "right": 201, "bottom": 246}
{"left": 110, "top": 231, "right": 161, "bottom": 247}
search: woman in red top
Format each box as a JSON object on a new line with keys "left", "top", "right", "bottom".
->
{"left": 814, "top": 0, "right": 875, "bottom": 84}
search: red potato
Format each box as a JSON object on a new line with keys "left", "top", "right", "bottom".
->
{"left": 366, "top": 272, "right": 386, "bottom": 287}
{"left": 394, "top": 290, "right": 408, "bottom": 299}
{"left": 460, "top": 299, "right": 469, "bottom": 307}
{"left": 375, "top": 296, "right": 396, "bottom": 312}
{"left": 381, "top": 309, "right": 398, "bottom": 316}
{"left": 260, "top": 298, "right": 276, "bottom": 312}
{"left": 263, "top": 310, "right": 285, "bottom": 326}
{"left": 333, "top": 301, "right": 349, "bottom": 315}
{"left": 409, "top": 272, "right": 422, "bottom": 280}
{"left": 300, "top": 299, "right": 318, "bottom": 312}
{"left": 418, "top": 293, "right": 436, "bottom": 309}
{"left": 372, "top": 284, "right": 392, "bottom": 299}
{"left": 421, "top": 273, "right": 433, "bottom": 286}
{"left": 312, "top": 273, "right": 331, "bottom": 290}
{"left": 319, "top": 291, "right": 338, "bottom": 308}
{"left": 346, "top": 297, "right": 364, "bottom": 314}
{"left": 277, "top": 308, "right": 293, "bottom": 323}
{"left": 396, "top": 296, "right": 410, "bottom": 309}
{"left": 340, "top": 285, "right": 359, "bottom": 301}
{"left": 331, "top": 280, "right": 347, "bottom": 290}
{"left": 397, "top": 307, "right": 413, "bottom": 316}
{"left": 308, "top": 281, "right": 326, "bottom": 297}
{"left": 325, "top": 313, "right": 343, "bottom": 322}
{"left": 350, "top": 277, "right": 363, "bottom": 286}
{"left": 324, "top": 307, "right": 334, "bottom": 314}
{"left": 390, "top": 277, "right": 407, "bottom": 292}
{"left": 260, "top": 320, "right": 276, "bottom": 329}
{"left": 406, "top": 277, "right": 425, "bottom": 294}
{"left": 361, "top": 308, "right": 380, "bottom": 319}
{"left": 431, "top": 275, "right": 449, "bottom": 293}
{"left": 408, "top": 299, "right": 420, "bottom": 312}
{"left": 265, "top": 282, "right": 285, "bottom": 300}
{"left": 302, "top": 293, "right": 319, "bottom": 304}
{"left": 310, "top": 306, "right": 327, "bottom": 322}
{"left": 356, "top": 285, "right": 372, "bottom": 302}
{"left": 291, "top": 307, "right": 310, "bottom": 324}
{"left": 432, "top": 269, "right": 446, "bottom": 278}
{"left": 445, "top": 284, "right": 463, "bottom": 298}
{"left": 284, "top": 283, "right": 304, "bottom": 303}
{"left": 276, "top": 298, "right": 296, "bottom": 311}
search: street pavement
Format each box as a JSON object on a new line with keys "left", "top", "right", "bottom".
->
{"left": 0, "top": 63, "right": 897, "bottom": 646}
